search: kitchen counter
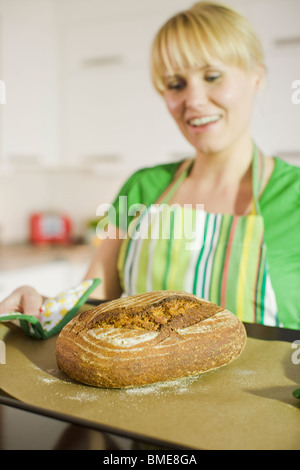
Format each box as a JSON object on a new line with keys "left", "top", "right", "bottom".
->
{"left": 0, "top": 242, "right": 96, "bottom": 271}
{"left": 0, "top": 243, "right": 98, "bottom": 300}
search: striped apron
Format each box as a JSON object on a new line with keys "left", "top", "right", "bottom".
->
{"left": 117, "top": 145, "right": 280, "bottom": 326}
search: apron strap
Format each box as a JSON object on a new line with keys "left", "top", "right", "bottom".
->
{"left": 160, "top": 159, "right": 194, "bottom": 205}
{"left": 251, "top": 143, "right": 265, "bottom": 215}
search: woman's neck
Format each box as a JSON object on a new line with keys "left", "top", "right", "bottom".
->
{"left": 190, "top": 139, "right": 254, "bottom": 190}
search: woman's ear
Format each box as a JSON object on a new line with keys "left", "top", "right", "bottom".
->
{"left": 254, "top": 64, "right": 266, "bottom": 91}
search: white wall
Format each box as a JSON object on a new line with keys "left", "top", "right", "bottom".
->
{"left": 0, "top": 0, "right": 299, "bottom": 244}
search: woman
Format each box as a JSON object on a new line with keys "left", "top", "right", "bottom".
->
{"left": 1, "top": 2, "right": 300, "bottom": 329}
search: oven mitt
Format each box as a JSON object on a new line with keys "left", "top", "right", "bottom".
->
{"left": 293, "top": 388, "right": 300, "bottom": 399}
{"left": 0, "top": 278, "right": 101, "bottom": 339}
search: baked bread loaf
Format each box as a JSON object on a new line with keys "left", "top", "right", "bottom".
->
{"left": 56, "top": 291, "right": 247, "bottom": 388}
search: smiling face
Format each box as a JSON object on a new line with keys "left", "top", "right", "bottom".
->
{"left": 163, "top": 60, "right": 262, "bottom": 155}
{"left": 151, "top": 2, "right": 266, "bottom": 157}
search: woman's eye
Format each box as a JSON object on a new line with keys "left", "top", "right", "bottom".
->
{"left": 205, "top": 74, "right": 221, "bottom": 82}
{"left": 166, "top": 80, "right": 186, "bottom": 91}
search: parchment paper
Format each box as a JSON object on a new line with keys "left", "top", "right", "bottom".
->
{"left": 0, "top": 305, "right": 299, "bottom": 450}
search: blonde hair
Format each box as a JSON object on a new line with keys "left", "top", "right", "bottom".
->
{"left": 151, "top": 1, "right": 265, "bottom": 93}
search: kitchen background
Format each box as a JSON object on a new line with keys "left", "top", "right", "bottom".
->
{"left": 0, "top": 0, "right": 299, "bottom": 300}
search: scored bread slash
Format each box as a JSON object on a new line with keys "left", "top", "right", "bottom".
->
{"left": 55, "top": 290, "right": 247, "bottom": 389}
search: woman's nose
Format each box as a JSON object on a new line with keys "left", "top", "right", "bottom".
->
{"left": 185, "top": 80, "right": 208, "bottom": 108}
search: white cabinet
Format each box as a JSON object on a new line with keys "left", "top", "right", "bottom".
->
{"left": 58, "top": 13, "right": 191, "bottom": 170}
{"left": 242, "top": 0, "right": 300, "bottom": 160}
{"left": 252, "top": 55, "right": 300, "bottom": 159}
{"left": 0, "top": 0, "right": 59, "bottom": 168}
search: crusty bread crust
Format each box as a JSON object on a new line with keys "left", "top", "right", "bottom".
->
{"left": 56, "top": 291, "right": 247, "bottom": 388}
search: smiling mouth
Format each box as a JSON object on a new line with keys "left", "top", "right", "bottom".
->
{"left": 188, "top": 115, "right": 221, "bottom": 127}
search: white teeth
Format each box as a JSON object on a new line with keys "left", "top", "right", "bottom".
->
{"left": 189, "top": 115, "right": 220, "bottom": 126}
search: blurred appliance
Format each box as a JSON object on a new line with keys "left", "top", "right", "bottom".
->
{"left": 30, "top": 212, "right": 72, "bottom": 244}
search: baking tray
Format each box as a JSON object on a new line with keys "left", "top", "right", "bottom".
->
{"left": 0, "top": 301, "right": 299, "bottom": 450}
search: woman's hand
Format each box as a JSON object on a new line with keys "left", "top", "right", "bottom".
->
{"left": 0, "top": 286, "right": 44, "bottom": 320}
